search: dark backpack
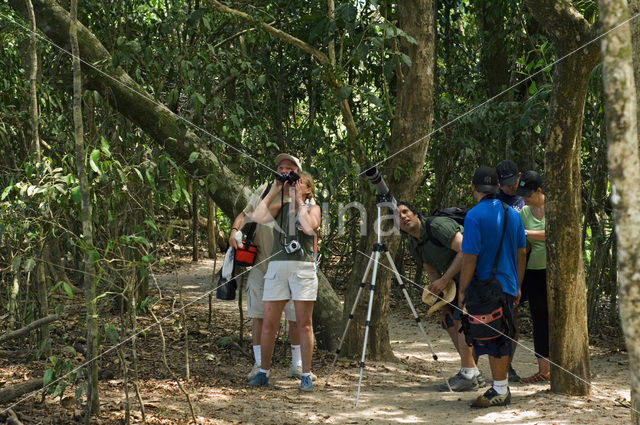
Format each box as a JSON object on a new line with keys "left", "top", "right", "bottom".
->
{"left": 424, "top": 207, "right": 469, "bottom": 248}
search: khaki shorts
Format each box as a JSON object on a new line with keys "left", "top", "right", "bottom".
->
{"left": 263, "top": 261, "right": 318, "bottom": 302}
{"left": 246, "top": 266, "right": 296, "bottom": 321}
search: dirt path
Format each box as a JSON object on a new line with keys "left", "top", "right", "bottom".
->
{"left": 119, "top": 258, "right": 633, "bottom": 424}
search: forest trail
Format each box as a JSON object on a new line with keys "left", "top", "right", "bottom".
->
{"left": 117, "top": 257, "right": 631, "bottom": 425}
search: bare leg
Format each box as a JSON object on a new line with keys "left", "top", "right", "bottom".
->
{"left": 252, "top": 318, "right": 263, "bottom": 346}
{"left": 288, "top": 320, "right": 300, "bottom": 345}
{"left": 260, "top": 300, "right": 287, "bottom": 370}
{"left": 455, "top": 320, "right": 477, "bottom": 368}
{"left": 488, "top": 354, "right": 510, "bottom": 381}
{"left": 538, "top": 357, "right": 550, "bottom": 375}
{"left": 293, "top": 300, "right": 315, "bottom": 373}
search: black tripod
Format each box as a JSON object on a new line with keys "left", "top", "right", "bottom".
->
{"left": 327, "top": 196, "right": 452, "bottom": 406}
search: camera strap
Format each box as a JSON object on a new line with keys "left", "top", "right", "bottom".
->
{"left": 244, "top": 182, "right": 272, "bottom": 246}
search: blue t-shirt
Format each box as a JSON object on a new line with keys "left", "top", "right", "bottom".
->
{"left": 497, "top": 189, "right": 525, "bottom": 211}
{"left": 461, "top": 197, "right": 526, "bottom": 296}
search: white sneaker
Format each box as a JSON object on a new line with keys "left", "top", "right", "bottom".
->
{"left": 287, "top": 364, "right": 316, "bottom": 381}
{"left": 247, "top": 363, "right": 261, "bottom": 381}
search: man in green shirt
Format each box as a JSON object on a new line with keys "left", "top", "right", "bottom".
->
{"left": 398, "top": 202, "right": 483, "bottom": 392}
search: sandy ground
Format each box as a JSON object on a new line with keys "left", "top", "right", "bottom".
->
{"left": 137, "top": 258, "right": 633, "bottom": 425}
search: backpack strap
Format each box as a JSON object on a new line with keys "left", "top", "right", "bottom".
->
{"left": 244, "top": 183, "right": 272, "bottom": 245}
{"left": 423, "top": 216, "right": 446, "bottom": 248}
{"left": 490, "top": 202, "right": 509, "bottom": 277}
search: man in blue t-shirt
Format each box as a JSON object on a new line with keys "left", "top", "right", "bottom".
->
{"left": 458, "top": 166, "right": 526, "bottom": 408}
{"left": 496, "top": 160, "right": 525, "bottom": 211}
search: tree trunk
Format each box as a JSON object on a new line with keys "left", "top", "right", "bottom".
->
{"left": 207, "top": 198, "right": 217, "bottom": 258}
{"left": 525, "top": 0, "right": 600, "bottom": 395}
{"left": 477, "top": 0, "right": 510, "bottom": 97}
{"left": 192, "top": 184, "right": 198, "bottom": 262}
{"left": 0, "top": 378, "right": 44, "bottom": 404}
{"left": 631, "top": 0, "right": 640, "bottom": 149}
{"left": 25, "top": 0, "right": 40, "bottom": 161}
{"left": 69, "top": 0, "right": 99, "bottom": 415}
{"left": 600, "top": 1, "right": 640, "bottom": 423}
{"left": 342, "top": 0, "right": 435, "bottom": 360}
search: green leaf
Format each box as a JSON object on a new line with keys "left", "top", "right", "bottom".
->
{"left": 23, "top": 258, "right": 36, "bottom": 272}
{"left": 144, "top": 219, "right": 158, "bottom": 231}
{"left": 189, "top": 151, "right": 200, "bottom": 163}
{"left": 528, "top": 80, "right": 538, "bottom": 94}
{"left": 70, "top": 186, "right": 81, "bottom": 205}
{"left": 89, "top": 149, "right": 101, "bottom": 175}
{"left": 1, "top": 185, "right": 11, "bottom": 200}
{"left": 141, "top": 254, "right": 154, "bottom": 263}
{"left": 11, "top": 256, "right": 22, "bottom": 272}
{"left": 62, "top": 282, "right": 74, "bottom": 299}
{"left": 400, "top": 53, "right": 412, "bottom": 67}
{"left": 337, "top": 85, "right": 352, "bottom": 102}
{"left": 43, "top": 369, "right": 54, "bottom": 386}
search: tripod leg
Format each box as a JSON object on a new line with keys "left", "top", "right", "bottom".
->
{"left": 325, "top": 254, "right": 376, "bottom": 385}
{"left": 356, "top": 250, "right": 381, "bottom": 407}
{"left": 383, "top": 251, "right": 453, "bottom": 392}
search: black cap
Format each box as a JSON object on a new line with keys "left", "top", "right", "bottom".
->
{"left": 472, "top": 166, "right": 499, "bottom": 194}
{"left": 515, "top": 170, "right": 542, "bottom": 197}
{"left": 496, "top": 160, "right": 519, "bottom": 186}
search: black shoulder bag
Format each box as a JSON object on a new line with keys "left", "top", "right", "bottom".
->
{"left": 462, "top": 202, "right": 512, "bottom": 343}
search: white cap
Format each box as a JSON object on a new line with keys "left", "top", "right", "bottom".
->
{"left": 274, "top": 153, "right": 302, "bottom": 171}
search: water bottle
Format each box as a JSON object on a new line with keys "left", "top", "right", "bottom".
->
{"left": 234, "top": 230, "right": 244, "bottom": 249}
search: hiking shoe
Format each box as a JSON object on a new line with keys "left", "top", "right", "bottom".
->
{"left": 438, "top": 371, "right": 479, "bottom": 392}
{"left": 471, "top": 387, "right": 511, "bottom": 408}
{"left": 477, "top": 372, "right": 486, "bottom": 387}
{"left": 247, "top": 363, "right": 261, "bottom": 381}
{"left": 287, "top": 365, "right": 317, "bottom": 381}
{"left": 248, "top": 371, "right": 269, "bottom": 387}
{"left": 300, "top": 375, "right": 313, "bottom": 392}
{"left": 508, "top": 366, "right": 521, "bottom": 383}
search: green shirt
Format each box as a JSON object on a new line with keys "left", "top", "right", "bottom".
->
{"left": 520, "top": 206, "right": 546, "bottom": 270}
{"left": 407, "top": 216, "right": 462, "bottom": 275}
{"left": 270, "top": 203, "right": 315, "bottom": 263}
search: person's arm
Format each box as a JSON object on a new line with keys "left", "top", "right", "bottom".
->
{"left": 228, "top": 212, "right": 246, "bottom": 249}
{"left": 458, "top": 253, "right": 477, "bottom": 308}
{"left": 297, "top": 204, "right": 321, "bottom": 235}
{"left": 427, "top": 232, "right": 463, "bottom": 296}
{"left": 525, "top": 229, "right": 545, "bottom": 241}
{"left": 516, "top": 246, "right": 527, "bottom": 305}
{"left": 253, "top": 181, "right": 285, "bottom": 223}
{"left": 293, "top": 183, "right": 321, "bottom": 235}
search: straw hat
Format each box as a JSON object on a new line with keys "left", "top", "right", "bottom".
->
{"left": 422, "top": 280, "right": 456, "bottom": 315}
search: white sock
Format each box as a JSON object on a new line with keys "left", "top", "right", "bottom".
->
{"left": 492, "top": 379, "right": 508, "bottom": 395}
{"left": 291, "top": 345, "right": 302, "bottom": 367}
{"left": 259, "top": 368, "right": 269, "bottom": 377}
{"left": 301, "top": 372, "right": 311, "bottom": 378}
{"left": 253, "top": 345, "right": 261, "bottom": 365}
{"left": 460, "top": 367, "right": 479, "bottom": 379}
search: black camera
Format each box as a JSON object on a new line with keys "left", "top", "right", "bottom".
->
{"left": 275, "top": 170, "right": 300, "bottom": 184}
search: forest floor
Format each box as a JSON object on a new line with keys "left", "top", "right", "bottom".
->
{"left": 0, "top": 256, "right": 634, "bottom": 425}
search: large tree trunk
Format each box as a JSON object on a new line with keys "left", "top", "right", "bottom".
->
{"left": 342, "top": 0, "right": 435, "bottom": 360}
{"left": 601, "top": 2, "right": 640, "bottom": 423}
{"left": 631, "top": 0, "right": 640, "bottom": 148}
{"left": 8, "top": 0, "right": 342, "bottom": 351}
{"left": 525, "top": 0, "right": 600, "bottom": 395}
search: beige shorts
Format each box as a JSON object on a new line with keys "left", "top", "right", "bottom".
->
{"left": 263, "top": 261, "right": 318, "bottom": 302}
{"left": 246, "top": 266, "right": 296, "bottom": 321}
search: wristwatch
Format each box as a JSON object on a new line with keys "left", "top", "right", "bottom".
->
{"left": 524, "top": 229, "right": 529, "bottom": 236}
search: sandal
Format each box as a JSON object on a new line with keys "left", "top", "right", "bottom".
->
{"left": 521, "top": 372, "right": 550, "bottom": 383}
